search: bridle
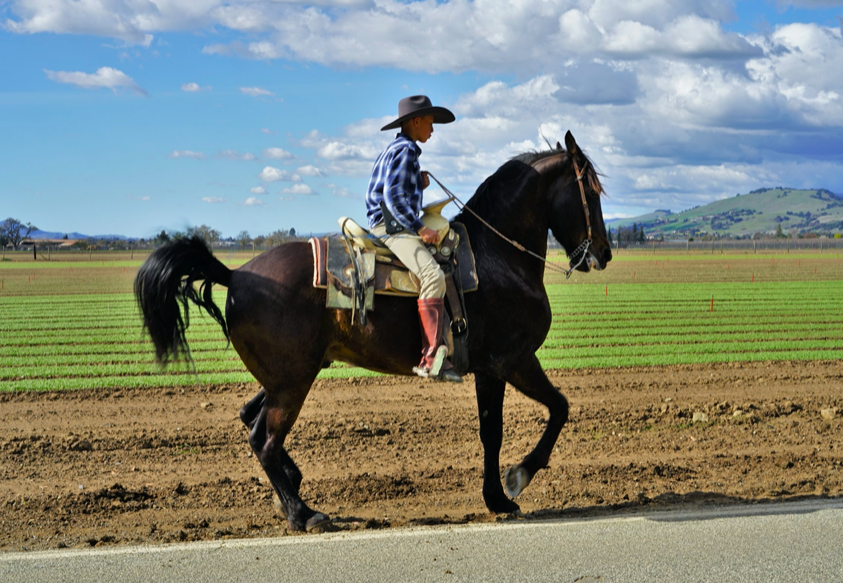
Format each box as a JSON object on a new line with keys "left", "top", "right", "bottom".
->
{"left": 564, "top": 156, "right": 593, "bottom": 277}
{"left": 428, "top": 153, "right": 594, "bottom": 279}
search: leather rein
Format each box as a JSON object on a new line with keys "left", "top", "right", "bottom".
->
{"left": 428, "top": 154, "right": 593, "bottom": 279}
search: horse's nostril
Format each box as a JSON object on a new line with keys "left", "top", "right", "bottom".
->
{"left": 603, "top": 248, "right": 613, "bottom": 263}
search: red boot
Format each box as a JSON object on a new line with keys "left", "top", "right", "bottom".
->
{"left": 413, "top": 298, "right": 462, "bottom": 383}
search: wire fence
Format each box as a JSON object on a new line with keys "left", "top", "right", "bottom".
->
{"left": 610, "top": 238, "right": 843, "bottom": 254}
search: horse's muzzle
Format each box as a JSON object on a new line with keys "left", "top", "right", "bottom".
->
{"left": 586, "top": 246, "right": 612, "bottom": 271}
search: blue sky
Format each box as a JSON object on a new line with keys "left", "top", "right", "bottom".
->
{"left": 1, "top": 0, "right": 842, "bottom": 239}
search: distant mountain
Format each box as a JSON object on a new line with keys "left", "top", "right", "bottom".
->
{"left": 609, "top": 188, "right": 843, "bottom": 238}
{"left": 30, "top": 229, "right": 128, "bottom": 241}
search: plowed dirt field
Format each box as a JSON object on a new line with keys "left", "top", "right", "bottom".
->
{"left": 2, "top": 360, "right": 841, "bottom": 551}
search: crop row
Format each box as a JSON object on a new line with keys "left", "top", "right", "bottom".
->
{"left": 2, "top": 277, "right": 843, "bottom": 391}
{"left": 3, "top": 323, "right": 840, "bottom": 367}
{"left": 0, "top": 340, "right": 229, "bottom": 358}
{"left": 0, "top": 363, "right": 374, "bottom": 392}
{"left": 542, "top": 349, "right": 843, "bottom": 369}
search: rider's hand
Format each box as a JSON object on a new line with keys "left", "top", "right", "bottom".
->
{"left": 420, "top": 171, "right": 430, "bottom": 190}
{"left": 418, "top": 226, "right": 440, "bottom": 245}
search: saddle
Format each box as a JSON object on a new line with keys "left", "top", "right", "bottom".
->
{"left": 309, "top": 202, "right": 478, "bottom": 373}
{"left": 309, "top": 222, "right": 477, "bottom": 301}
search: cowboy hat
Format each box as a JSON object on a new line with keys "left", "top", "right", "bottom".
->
{"left": 381, "top": 95, "right": 456, "bottom": 131}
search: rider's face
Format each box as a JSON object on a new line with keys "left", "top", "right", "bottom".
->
{"left": 411, "top": 116, "right": 435, "bottom": 143}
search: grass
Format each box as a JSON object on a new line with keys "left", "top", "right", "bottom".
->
{"left": 1, "top": 249, "right": 842, "bottom": 391}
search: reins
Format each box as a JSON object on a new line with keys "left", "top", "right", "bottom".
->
{"left": 427, "top": 155, "right": 593, "bottom": 279}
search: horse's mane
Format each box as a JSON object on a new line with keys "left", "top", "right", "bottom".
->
{"left": 461, "top": 148, "right": 604, "bottom": 220}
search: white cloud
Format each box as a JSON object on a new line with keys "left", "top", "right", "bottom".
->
{"left": 259, "top": 166, "right": 301, "bottom": 182}
{"left": 317, "top": 141, "right": 379, "bottom": 161}
{"left": 244, "top": 197, "right": 266, "bottom": 206}
{"left": 282, "top": 183, "right": 314, "bottom": 195}
{"left": 250, "top": 186, "right": 266, "bottom": 195}
{"left": 218, "top": 150, "right": 257, "bottom": 161}
{"left": 240, "top": 86, "right": 273, "bottom": 97}
{"left": 296, "top": 165, "right": 325, "bottom": 177}
{"left": 182, "top": 82, "right": 211, "bottom": 92}
{"left": 169, "top": 150, "right": 206, "bottom": 159}
{"left": 260, "top": 128, "right": 274, "bottom": 134}
{"left": 3, "top": 1, "right": 755, "bottom": 72}
{"left": 44, "top": 67, "right": 147, "bottom": 96}
{"left": 264, "top": 147, "right": 293, "bottom": 160}
{"left": 202, "top": 196, "right": 226, "bottom": 203}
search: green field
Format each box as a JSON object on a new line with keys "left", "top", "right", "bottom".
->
{"left": 1, "top": 250, "right": 842, "bottom": 391}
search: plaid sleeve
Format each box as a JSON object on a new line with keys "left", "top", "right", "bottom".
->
{"left": 383, "top": 146, "right": 425, "bottom": 233}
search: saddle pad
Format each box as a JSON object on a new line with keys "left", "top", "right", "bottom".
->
{"left": 310, "top": 237, "right": 328, "bottom": 287}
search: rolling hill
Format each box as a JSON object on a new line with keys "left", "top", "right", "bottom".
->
{"left": 609, "top": 188, "right": 843, "bottom": 238}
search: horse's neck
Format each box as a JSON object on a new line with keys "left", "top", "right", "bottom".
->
{"left": 482, "top": 165, "right": 552, "bottom": 254}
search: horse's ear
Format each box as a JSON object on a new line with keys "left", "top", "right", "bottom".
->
{"left": 556, "top": 141, "right": 563, "bottom": 151}
{"left": 564, "top": 131, "right": 579, "bottom": 156}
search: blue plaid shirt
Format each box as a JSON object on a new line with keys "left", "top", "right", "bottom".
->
{"left": 366, "top": 133, "right": 425, "bottom": 232}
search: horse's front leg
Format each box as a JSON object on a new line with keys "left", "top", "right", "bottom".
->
{"left": 503, "top": 354, "right": 569, "bottom": 498}
{"left": 474, "top": 373, "right": 521, "bottom": 514}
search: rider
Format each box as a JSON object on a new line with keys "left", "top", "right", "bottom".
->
{"left": 366, "top": 95, "right": 462, "bottom": 383}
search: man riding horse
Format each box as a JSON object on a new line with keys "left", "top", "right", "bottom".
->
{"left": 365, "top": 95, "right": 462, "bottom": 383}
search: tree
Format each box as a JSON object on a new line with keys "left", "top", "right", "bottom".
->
{"left": 775, "top": 224, "right": 785, "bottom": 238}
{"left": 1, "top": 218, "right": 37, "bottom": 250}
{"left": 236, "top": 230, "right": 252, "bottom": 248}
{"left": 266, "top": 229, "right": 292, "bottom": 247}
{"left": 156, "top": 230, "right": 170, "bottom": 245}
{"left": 186, "top": 224, "right": 221, "bottom": 245}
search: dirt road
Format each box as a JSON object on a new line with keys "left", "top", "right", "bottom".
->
{"left": 1, "top": 360, "right": 841, "bottom": 551}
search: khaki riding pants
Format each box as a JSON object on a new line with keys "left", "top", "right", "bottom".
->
{"left": 371, "top": 223, "right": 446, "bottom": 299}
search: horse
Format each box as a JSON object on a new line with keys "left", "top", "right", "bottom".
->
{"left": 134, "top": 131, "right": 612, "bottom": 532}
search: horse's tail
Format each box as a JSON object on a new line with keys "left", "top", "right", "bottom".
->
{"left": 134, "top": 236, "right": 232, "bottom": 365}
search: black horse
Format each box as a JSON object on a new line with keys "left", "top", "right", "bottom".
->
{"left": 135, "top": 131, "right": 612, "bottom": 531}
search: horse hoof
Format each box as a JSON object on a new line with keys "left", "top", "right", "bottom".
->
{"left": 504, "top": 465, "right": 531, "bottom": 498}
{"left": 495, "top": 509, "right": 525, "bottom": 522}
{"left": 305, "top": 513, "right": 337, "bottom": 534}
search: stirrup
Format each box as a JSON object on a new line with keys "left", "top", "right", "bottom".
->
{"left": 412, "top": 346, "right": 448, "bottom": 379}
{"left": 412, "top": 347, "right": 462, "bottom": 383}
{"left": 430, "top": 345, "right": 448, "bottom": 377}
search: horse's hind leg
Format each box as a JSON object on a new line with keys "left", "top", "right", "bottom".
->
{"left": 503, "top": 354, "right": 569, "bottom": 498}
{"left": 245, "top": 385, "right": 323, "bottom": 530}
{"left": 474, "top": 373, "right": 521, "bottom": 515}
{"left": 239, "top": 388, "right": 265, "bottom": 430}
{"left": 240, "top": 388, "right": 303, "bottom": 492}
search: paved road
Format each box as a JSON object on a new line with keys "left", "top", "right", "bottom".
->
{"left": 2, "top": 499, "right": 842, "bottom": 583}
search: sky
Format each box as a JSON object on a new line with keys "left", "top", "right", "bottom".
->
{"left": 1, "top": 0, "right": 842, "bottom": 239}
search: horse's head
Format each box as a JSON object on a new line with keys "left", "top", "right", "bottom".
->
{"left": 546, "top": 131, "right": 612, "bottom": 273}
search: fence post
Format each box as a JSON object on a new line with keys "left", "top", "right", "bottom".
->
{"left": 131, "top": 246, "right": 134, "bottom": 260}
{"left": 252, "top": 242, "right": 256, "bottom": 258}
{"left": 753, "top": 240, "right": 756, "bottom": 254}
